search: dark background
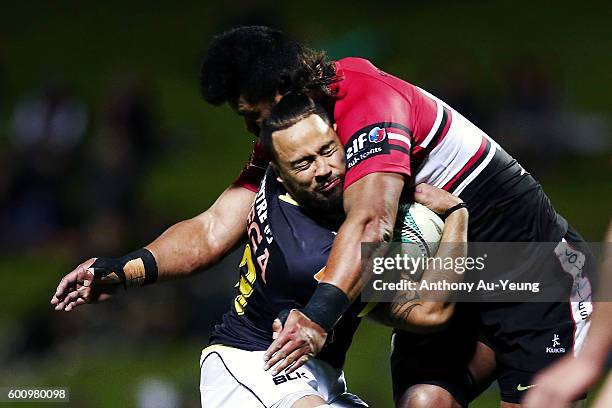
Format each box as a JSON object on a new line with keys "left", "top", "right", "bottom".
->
{"left": 1, "top": 1, "right": 610, "bottom": 406}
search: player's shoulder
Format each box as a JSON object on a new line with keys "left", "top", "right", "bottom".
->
{"left": 335, "top": 57, "right": 389, "bottom": 87}
{"left": 332, "top": 58, "right": 414, "bottom": 130}
{"left": 335, "top": 57, "right": 378, "bottom": 73}
{"left": 333, "top": 57, "right": 414, "bottom": 101}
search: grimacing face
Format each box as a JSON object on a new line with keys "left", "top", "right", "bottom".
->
{"left": 271, "top": 114, "right": 346, "bottom": 212}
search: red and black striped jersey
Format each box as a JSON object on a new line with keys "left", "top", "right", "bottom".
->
{"left": 235, "top": 57, "right": 495, "bottom": 195}
{"left": 328, "top": 57, "right": 499, "bottom": 194}
{"left": 234, "top": 57, "right": 567, "bottom": 242}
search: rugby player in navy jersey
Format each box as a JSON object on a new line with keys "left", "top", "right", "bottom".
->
{"left": 52, "top": 26, "right": 594, "bottom": 407}
{"left": 203, "top": 94, "right": 470, "bottom": 407}
{"left": 51, "top": 94, "right": 470, "bottom": 407}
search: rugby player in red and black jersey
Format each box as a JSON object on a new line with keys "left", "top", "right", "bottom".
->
{"left": 52, "top": 26, "right": 594, "bottom": 407}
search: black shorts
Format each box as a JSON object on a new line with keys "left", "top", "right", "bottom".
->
{"left": 390, "top": 306, "right": 482, "bottom": 408}
{"left": 460, "top": 151, "right": 594, "bottom": 402}
{"left": 476, "top": 227, "right": 594, "bottom": 403}
{"left": 392, "top": 150, "right": 594, "bottom": 404}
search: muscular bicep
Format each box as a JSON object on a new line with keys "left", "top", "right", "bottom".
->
{"left": 146, "top": 185, "right": 254, "bottom": 278}
{"left": 194, "top": 184, "right": 254, "bottom": 253}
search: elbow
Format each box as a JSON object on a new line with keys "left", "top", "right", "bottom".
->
{"left": 415, "top": 303, "right": 455, "bottom": 333}
{"left": 403, "top": 303, "right": 454, "bottom": 334}
{"left": 189, "top": 217, "right": 231, "bottom": 271}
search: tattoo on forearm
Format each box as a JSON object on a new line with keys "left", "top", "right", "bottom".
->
{"left": 389, "top": 290, "right": 421, "bottom": 324}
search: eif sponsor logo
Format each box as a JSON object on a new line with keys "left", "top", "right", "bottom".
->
{"left": 345, "top": 126, "right": 390, "bottom": 169}
{"left": 368, "top": 127, "right": 387, "bottom": 143}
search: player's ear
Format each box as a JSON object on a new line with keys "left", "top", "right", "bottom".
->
{"left": 270, "top": 162, "right": 284, "bottom": 184}
{"left": 333, "top": 122, "right": 337, "bottom": 131}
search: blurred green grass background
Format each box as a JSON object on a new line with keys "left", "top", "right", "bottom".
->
{"left": 1, "top": 1, "right": 610, "bottom": 406}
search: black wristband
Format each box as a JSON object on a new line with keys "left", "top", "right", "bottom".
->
{"left": 301, "top": 283, "right": 351, "bottom": 333}
{"left": 439, "top": 202, "right": 468, "bottom": 221}
{"left": 92, "top": 248, "right": 158, "bottom": 288}
{"left": 122, "top": 248, "right": 158, "bottom": 286}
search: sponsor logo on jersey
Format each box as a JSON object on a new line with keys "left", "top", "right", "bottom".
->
{"left": 345, "top": 126, "right": 390, "bottom": 170}
{"left": 516, "top": 384, "right": 537, "bottom": 391}
{"left": 368, "top": 126, "right": 387, "bottom": 143}
{"left": 272, "top": 371, "right": 309, "bottom": 385}
{"left": 546, "top": 333, "right": 565, "bottom": 354}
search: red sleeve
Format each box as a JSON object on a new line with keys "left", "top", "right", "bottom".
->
{"left": 333, "top": 64, "right": 414, "bottom": 189}
{"left": 233, "top": 141, "right": 269, "bottom": 192}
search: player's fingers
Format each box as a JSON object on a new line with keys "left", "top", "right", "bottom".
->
{"left": 264, "top": 339, "right": 295, "bottom": 371}
{"left": 524, "top": 385, "right": 563, "bottom": 408}
{"left": 55, "top": 259, "right": 96, "bottom": 298}
{"left": 283, "top": 348, "right": 312, "bottom": 375}
{"left": 76, "top": 269, "right": 95, "bottom": 290}
{"left": 270, "top": 344, "right": 311, "bottom": 376}
{"left": 263, "top": 346, "right": 288, "bottom": 370}
{"left": 414, "top": 184, "right": 433, "bottom": 201}
{"left": 65, "top": 298, "right": 87, "bottom": 312}
{"left": 263, "top": 332, "right": 290, "bottom": 364}
{"left": 269, "top": 348, "right": 295, "bottom": 375}
{"left": 268, "top": 341, "right": 302, "bottom": 375}
{"left": 54, "top": 272, "right": 76, "bottom": 300}
{"left": 78, "top": 286, "right": 92, "bottom": 302}
{"left": 64, "top": 301, "right": 77, "bottom": 312}
{"left": 66, "top": 288, "right": 83, "bottom": 303}
{"left": 55, "top": 292, "right": 76, "bottom": 310}
{"left": 54, "top": 298, "right": 69, "bottom": 311}
{"left": 56, "top": 288, "right": 85, "bottom": 310}
{"left": 58, "top": 286, "right": 91, "bottom": 310}
{"left": 55, "top": 268, "right": 82, "bottom": 298}
{"left": 272, "top": 318, "right": 282, "bottom": 340}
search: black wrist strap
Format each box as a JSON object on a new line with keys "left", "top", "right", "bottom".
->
{"left": 123, "top": 248, "right": 158, "bottom": 286}
{"left": 92, "top": 248, "right": 158, "bottom": 288}
{"left": 439, "top": 202, "right": 468, "bottom": 221}
{"left": 301, "top": 283, "right": 351, "bottom": 333}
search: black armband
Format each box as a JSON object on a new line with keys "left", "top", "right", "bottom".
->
{"left": 91, "top": 248, "right": 158, "bottom": 288}
{"left": 439, "top": 202, "right": 468, "bottom": 221}
{"left": 301, "top": 283, "right": 351, "bottom": 333}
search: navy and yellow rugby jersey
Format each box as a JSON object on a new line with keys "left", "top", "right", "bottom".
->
{"left": 210, "top": 167, "right": 366, "bottom": 369}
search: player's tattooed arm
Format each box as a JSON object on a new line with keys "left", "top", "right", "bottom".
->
{"left": 367, "top": 290, "right": 426, "bottom": 332}
{"left": 398, "top": 184, "right": 468, "bottom": 329}
{"left": 51, "top": 185, "right": 254, "bottom": 311}
{"left": 367, "top": 184, "right": 468, "bottom": 332}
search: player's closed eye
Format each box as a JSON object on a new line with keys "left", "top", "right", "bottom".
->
{"left": 293, "top": 160, "right": 312, "bottom": 172}
{"left": 321, "top": 147, "right": 336, "bottom": 156}
{"left": 319, "top": 142, "right": 336, "bottom": 156}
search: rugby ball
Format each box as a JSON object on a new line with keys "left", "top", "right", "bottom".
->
{"left": 394, "top": 202, "right": 444, "bottom": 258}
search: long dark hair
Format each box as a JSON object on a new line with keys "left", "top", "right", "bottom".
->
{"left": 200, "top": 26, "right": 338, "bottom": 106}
